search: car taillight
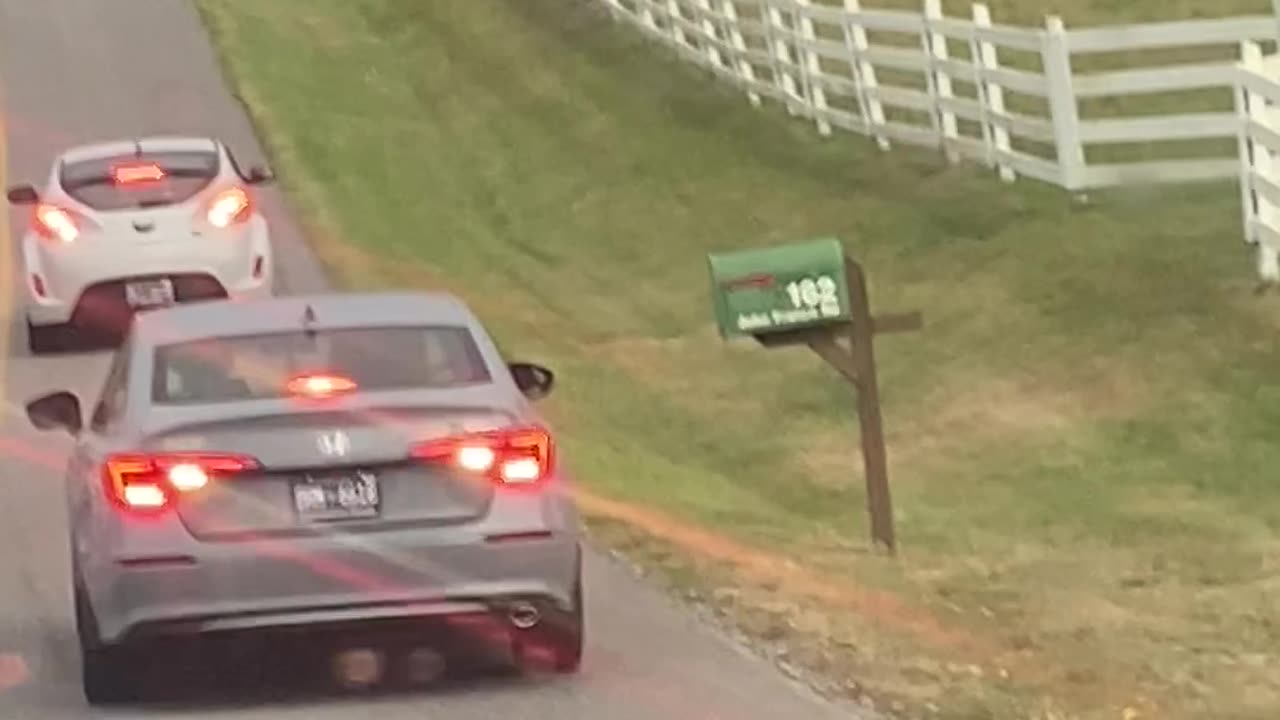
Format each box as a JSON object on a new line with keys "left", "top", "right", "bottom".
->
{"left": 286, "top": 373, "right": 358, "bottom": 399}
{"left": 206, "top": 187, "right": 252, "bottom": 228}
{"left": 33, "top": 203, "right": 79, "bottom": 243}
{"left": 410, "top": 427, "right": 554, "bottom": 487}
{"left": 103, "top": 452, "right": 260, "bottom": 515}
{"left": 111, "top": 162, "right": 166, "bottom": 185}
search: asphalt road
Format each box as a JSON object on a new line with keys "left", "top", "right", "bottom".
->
{"left": 0, "top": 1, "right": 861, "bottom": 718}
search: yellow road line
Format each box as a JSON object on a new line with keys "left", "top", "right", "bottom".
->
{"left": 0, "top": 83, "right": 12, "bottom": 401}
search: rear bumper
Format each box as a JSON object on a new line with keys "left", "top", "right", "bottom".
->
{"left": 27, "top": 272, "right": 273, "bottom": 327}
{"left": 21, "top": 222, "right": 273, "bottom": 326}
{"left": 123, "top": 593, "right": 564, "bottom": 646}
{"left": 88, "top": 532, "right": 581, "bottom": 645}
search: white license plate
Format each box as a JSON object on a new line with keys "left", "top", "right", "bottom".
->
{"left": 292, "top": 472, "right": 380, "bottom": 521}
{"left": 124, "top": 279, "right": 175, "bottom": 308}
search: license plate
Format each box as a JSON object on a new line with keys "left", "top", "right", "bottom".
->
{"left": 292, "top": 471, "right": 380, "bottom": 521}
{"left": 124, "top": 278, "right": 175, "bottom": 308}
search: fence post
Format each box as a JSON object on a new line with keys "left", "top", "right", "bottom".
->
{"left": 843, "top": 0, "right": 890, "bottom": 149}
{"left": 722, "top": 0, "right": 762, "bottom": 106}
{"left": 1239, "top": 42, "right": 1280, "bottom": 282}
{"left": 778, "top": 3, "right": 813, "bottom": 117}
{"left": 639, "top": 0, "right": 659, "bottom": 30}
{"left": 796, "top": 0, "right": 832, "bottom": 135}
{"left": 1274, "top": 0, "right": 1280, "bottom": 46}
{"left": 696, "top": 0, "right": 727, "bottom": 72}
{"left": 971, "top": 3, "right": 1015, "bottom": 181}
{"left": 1041, "top": 15, "right": 1086, "bottom": 190}
{"left": 667, "top": 0, "right": 691, "bottom": 53}
{"left": 1238, "top": 41, "right": 1263, "bottom": 249}
{"left": 762, "top": 0, "right": 803, "bottom": 115}
{"left": 922, "top": 0, "right": 958, "bottom": 160}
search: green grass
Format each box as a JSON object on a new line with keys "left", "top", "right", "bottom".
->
{"left": 195, "top": 0, "right": 1280, "bottom": 717}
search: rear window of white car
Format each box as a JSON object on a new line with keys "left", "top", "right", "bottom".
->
{"left": 151, "top": 326, "right": 494, "bottom": 405}
{"left": 60, "top": 150, "right": 219, "bottom": 211}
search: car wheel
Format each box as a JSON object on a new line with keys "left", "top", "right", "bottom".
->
{"left": 72, "top": 578, "right": 92, "bottom": 643}
{"left": 27, "top": 320, "right": 72, "bottom": 355}
{"left": 74, "top": 581, "right": 134, "bottom": 705}
{"left": 82, "top": 645, "right": 132, "bottom": 706}
{"left": 548, "top": 575, "right": 584, "bottom": 673}
{"left": 511, "top": 574, "right": 584, "bottom": 675}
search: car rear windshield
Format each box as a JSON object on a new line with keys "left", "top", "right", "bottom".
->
{"left": 60, "top": 150, "right": 219, "bottom": 211}
{"left": 151, "top": 326, "right": 493, "bottom": 405}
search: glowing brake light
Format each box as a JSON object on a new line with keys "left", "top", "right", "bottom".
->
{"left": 410, "top": 427, "right": 554, "bottom": 486}
{"left": 103, "top": 453, "right": 260, "bottom": 514}
{"left": 123, "top": 484, "right": 167, "bottom": 509}
{"left": 34, "top": 204, "right": 79, "bottom": 243}
{"left": 286, "top": 373, "right": 358, "bottom": 399}
{"left": 456, "top": 446, "right": 497, "bottom": 472}
{"left": 111, "top": 162, "right": 166, "bottom": 185}
{"left": 206, "top": 187, "right": 252, "bottom": 228}
{"left": 167, "top": 462, "right": 211, "bottom": 492}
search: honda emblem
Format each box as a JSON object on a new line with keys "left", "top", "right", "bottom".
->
{"left": 316, "top": 429, "right": 351, "bottom": 458}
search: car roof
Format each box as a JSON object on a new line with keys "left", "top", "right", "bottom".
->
{"left": 132, "top": 292, "right": 480, "bottom": 346}
{"left": 57, "top": 136, "right": 220, "bottom": 166}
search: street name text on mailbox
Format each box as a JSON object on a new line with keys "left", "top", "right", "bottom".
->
{"left": 708, "top": 237, "right": 853, "bottom": 338}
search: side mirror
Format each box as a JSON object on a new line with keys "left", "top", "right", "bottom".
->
{"left": 26, "top": 391, "right": 82, "bottom": 435}
{"left": 509, "top": 362, "right": 555, "bottom": 400}
{"left": 245, "top": 166, "right": 274, "bottom": 185}
{"left": 6, "top": 184, "right": 38, "bottom": 205}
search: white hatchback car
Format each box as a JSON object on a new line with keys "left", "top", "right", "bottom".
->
{"left": 5, "top": 136, "right": 276, "bottom": 354}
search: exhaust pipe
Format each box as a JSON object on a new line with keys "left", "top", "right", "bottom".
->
{"left": 405, "top": 646, "right": 447, "bottom": 686}
{"left": 331, "top": 647, "right": 385, "bottom": 690}
{"left": 508, "top": 602, "right": 541, "bottom": 629}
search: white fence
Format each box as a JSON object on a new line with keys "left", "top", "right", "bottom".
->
{"left": 597, "top": 0, "right": 1278, "bottom": 192}
{"left": 1238, "top": 41, "right": 1280, "bottom": 281}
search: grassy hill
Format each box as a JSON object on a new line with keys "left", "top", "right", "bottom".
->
{"left": 196, "top": 1, "right": 1280, "bottom": 717}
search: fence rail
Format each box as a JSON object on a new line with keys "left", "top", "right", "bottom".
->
{"left": 598, "top": 0, "right": 1278, "bottom": 191}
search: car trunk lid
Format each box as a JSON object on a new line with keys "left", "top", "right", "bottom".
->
{"left": 91, "top": 206, "right": 201, "bottom": 245}
{"left": 145, "top": 407, "right": 514, "bottom": 541}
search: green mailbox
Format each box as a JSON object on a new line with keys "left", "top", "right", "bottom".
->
{"left": 708, "top": 237, "right": 853, "bottom": 339}
{"left": 705, "top": 235, "right": 923, "bottom": 554}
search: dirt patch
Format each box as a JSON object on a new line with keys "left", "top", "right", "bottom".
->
{"left": 297, "top": 11, "right": 353, "bottom": 51}
{"left": 578, "top": 489, "right": 1186, "bottom": 718}
{"left": 576, "top": 487, "right": 991, "bottom": 657}
{"left": 785, "top": 357, "right": 1153, "bottom": 490}
{"left": 887, "top": 360, "right": 1152, "bottom": 474}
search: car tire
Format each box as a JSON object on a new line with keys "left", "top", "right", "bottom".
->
{"left": 82, "top": 645, "right": 132, "bottom": 706}
{"left": 27, "top": 320, "right": 71, "bottom": 355}
{"left": 74, "top": 580, "right": 134, "bottom": 705}
{"left": 511, "top": 568, "right": 584, "bottom": 675}
{"left": 549, "top": 575, "right": 584, "bottom": 673}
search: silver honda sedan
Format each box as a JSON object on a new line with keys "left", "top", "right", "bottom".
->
{"left": 26, "top": 291, "right": 584, "bottom": 704}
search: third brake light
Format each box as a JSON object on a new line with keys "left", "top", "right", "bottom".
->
{"left": 111, "top": 163, "right": 167, "bottom": 185}
{"left": 286, "top": 373, "right": 358, "bottom": 399}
